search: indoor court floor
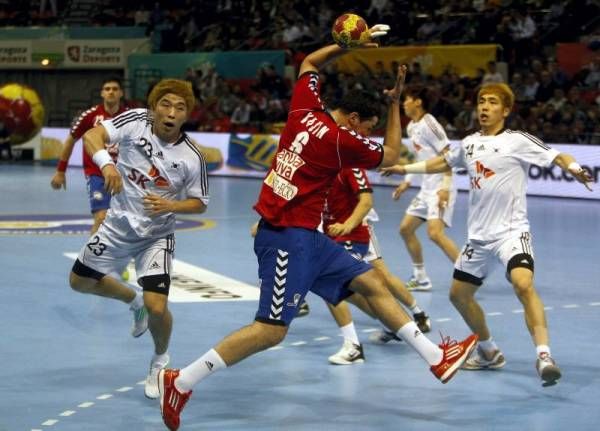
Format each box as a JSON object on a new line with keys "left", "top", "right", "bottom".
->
{"left": 1, "top": 164, "right": 599, "bottom": 431}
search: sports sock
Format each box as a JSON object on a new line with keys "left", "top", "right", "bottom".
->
{"left": 151, "top": 352, "right": 170, "bottom": 368}
{"left": 413, "top": 263, "right": 428, "bottom": 282}
{"left": 408, "top": 301, "right": 423, "bottom": 315}
{"left": 176, "top": 349, "right": 227, "bottom": 392}
{"left": 340, "top": 322, "right": 360, "bottom": 345}
{"left": 536, "top": 344, "right": 551, "bottom": 357}
{"left": 479, "top": 338, "right": 499, "bottom": 354}
{"left": 129, "top": 291, "right": 143, "bottom": 310}
{"left": 396, "top": 321, "right": 443, "bottom": 365}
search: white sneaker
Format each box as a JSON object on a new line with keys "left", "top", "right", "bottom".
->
{"left": 130, "top": 305, "right": 148, "bottom": 338}
{"left": 328, "top": 339, "right": 365, "bottom": 365}
{"left": 462, "top": 345, "right": 506, "bottom": 370}
{"left": 368, "top": 328, "right": 403, "bottom": 345}
{"left": 145, "top": 354, "right": 170, "bottom": 399}
{"left": 406, "top": 276, "right": 433, "bottom": 291}
{"left": 536, "top": 353, "right": 561, "bottom": 384}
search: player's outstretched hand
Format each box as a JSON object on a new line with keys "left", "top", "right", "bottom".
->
{"left": 392, "top": 182, "right": 410, "bottom": 200}
{"left": 383, "top": 64, "right": 408, "bottom": 102}
{"left": 437, "top": 189, "right": 450, "bottom": 211}
{"left": 102, "top": 164, "right": 122, "bottom": 195}
{"left": 568, "top": 165, "right": 593, "bottom": 191}
{"left": 143, "top": 193, "right": 174, "bottom": 216}
{"left": 380, "top": 164, "right": 406, "bottom": 177}
{"left": 327, "top": 222, "right": 354, "bottom": 237}
{"left": 50, "top": 171, "right": 66, "bottom": 190}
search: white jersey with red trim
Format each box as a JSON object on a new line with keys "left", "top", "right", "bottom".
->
{"left": 445, "top": 129, "right": 560, "bottom": 241}
{"left": 406, "top": 113, "right": 453, "bottom": 195}
{"left": 100, "top": 108, "right": 210, "bottom": 238}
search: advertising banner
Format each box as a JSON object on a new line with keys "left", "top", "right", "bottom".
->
{"left": 64, "top": 40, "right": 125, "bottom": 68}
{"left": 334, "top": 45, "right": 497, "bottom": 78}
{"left": 0, "top": 41, "right": 32, "bottom": 68}
{"left": 40, "top": 128, "right": 600, "bottom": 200}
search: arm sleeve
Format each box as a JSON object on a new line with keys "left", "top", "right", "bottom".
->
{"left": 423, "top": 114, "right": 450, "bottom": 153}
{"left": 444, "top": 140, "right": 468, "bottom": 169}
{"left": 337, "top": 127, "right": 384, "bottom": 169}
{"left": 100, "top": 109, "right": 148, "bottom": 145}
{"left": 184, "top": 148, "right": 210, "bottom": 205}
{"left": 69, "top": 109, "right": 94, "bottom": 140}
{"left": 344, "top": 168, "right": 373, "bottom": 194}
{"left": 289, "top": 72, "right": 325, "bottom": 113}
{"left": 510, "top": 131, "right": 560, "bottom": 167}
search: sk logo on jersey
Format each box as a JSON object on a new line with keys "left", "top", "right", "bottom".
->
{"left": 470, "top": 161, "right": 495, "bottom": 189}
{"left": 149, "top": 165, "right": 169, "bottom": 188}
{"left": 413, "top": 142, "right": 422, "bottom": 152}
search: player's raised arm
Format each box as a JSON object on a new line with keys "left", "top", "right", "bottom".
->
{"left": 379, "top": 64, "right": 407, "bottom": 167}
{"left": 552, "top": 153, "right": 594, "bottom": 191}
{"left": 83, "top": 124, "right": 122, "bottom": 195}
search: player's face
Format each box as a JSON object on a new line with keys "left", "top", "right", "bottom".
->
{"left": 347, "top": 112, "right": 378, "bottom": 137}
{"left": 100, "top": 82, "right": 123, "bottom": 105}
{"left": 477, "top": 93, "right": 509, "bottom": 129}
{"left": 153, "top": 93, "right": 189, "bottom": 141}
{"left": 402, "top": 96, "right": 419, "bottom": 118}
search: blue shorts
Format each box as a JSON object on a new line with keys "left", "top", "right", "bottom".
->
{"left": 86, "top": 175, "right": 111, "bottom": 213}
{"left": 254, "top": 220, "right": 372, "bottom": 326}
{"left": 339, "top": 241, "right": 369, "bottom": 261}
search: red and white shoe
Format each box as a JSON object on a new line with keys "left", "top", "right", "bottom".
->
{"left": 158, "top": 369, "right": 192, "bottom": 431}
{"left": 430, "top": 333, "right": 478, "bottom": 383}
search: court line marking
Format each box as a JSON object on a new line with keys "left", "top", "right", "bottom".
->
{"left": 34, "top": 300, "right": 599, "bottom": 429}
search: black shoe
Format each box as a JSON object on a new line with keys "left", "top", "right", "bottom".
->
{"left": 297, "top": 301, "right": 310, "bottom": 317}
{"left": 413, "top": 311, "right": 431, "bottom": 333}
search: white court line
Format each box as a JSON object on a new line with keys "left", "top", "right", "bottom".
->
{"left": 77, "top": 402, "right": 94, "bottom": 408}
{"left": 512, "top": 309, "right": 525, "bottom": 314}
{"left": 544, "top": 306, "right": 554, "bottom": 311}
{"left": 362, "top": 328, "right": 378, "bottom": 333}
{"left": 116, "top": 387, "right": 133, "bottom": 392}
{"left": 267, "top": 345, "right": 284, "bottom": 351}
{"left": 41, "top": 419, "right": 58, "bottom": 426}
{"left": 96, "top": 394, "right": 113, "bottom": 400}
{"left": 487, "top": 312, "right": 503, "bottom": 316}
{"left": 435, "top": 318, "right": 452, "bottom": 322}
{"left": 590, "top": 302, "right": 600, "bottom": 306}
{"left": 563, "top": 304, "right": 579, "bottom": 308}
{"left": 313, "top": 336, "right": 330, "bottom": 341}
{"left": 59, "top": 411, "right": 76, "bottom": 417}
{"left": 291, "top": 341, "right": 307, "bottom": 346}
{"left": 136, "top": 380, "right": 145, "bottom": 385}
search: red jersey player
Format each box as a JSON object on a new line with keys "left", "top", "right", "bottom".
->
{"left": 50, "top": 77, "right": 128, "bottom": 233}
{"left": 158, "top": 32, "right": 478, "bottom": 431}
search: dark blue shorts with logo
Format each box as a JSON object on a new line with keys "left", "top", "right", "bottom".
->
{"left": 253, "top": 220, "right": 372, "bottom": 326}
{"left": 86, "top": 174, "right": 111, "bottom": 213}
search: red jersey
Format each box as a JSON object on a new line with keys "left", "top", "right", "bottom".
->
{"left": 253, "top": 72, "right": 383, "bottom": 229}
{"left": 323, "top": 168, "right": 372, "bottom": 243}
{"left": 70, "top": 104, "right": 128, "bottom": 176}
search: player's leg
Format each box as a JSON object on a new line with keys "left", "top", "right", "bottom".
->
{"left": 427, "top": 219, "right": 460, "bottom": 263}
{"left": 450, "top": 243, "right": 505, "bottom": 370}
{"left": 400, "top": 207, "right": 431, "bottom": 290}
{"left": 502, "top": 233, "right": 560, "bottom": 383}
{"left": 86, "top": 175, "right": 110, "bottom": 234}
{"left": 158, "top": 222, "right": 313, "bottom": 429}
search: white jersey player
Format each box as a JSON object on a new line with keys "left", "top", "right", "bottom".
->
{"left": 68, "top": 79, "right": 209, "bottom": 399}
{"left": 393, "top": 86, "right": 460, "bottom": 291}
{"left": 381, "top": 83, "right": 593, "bottom": 385}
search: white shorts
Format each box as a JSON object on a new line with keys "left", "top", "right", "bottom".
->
{"left": 76, "top": 222, "right": 174, "bottom": 284}
{"left": 340, "top": 225, "right": 382, "bottom": 264}
{"left": 453, "top": 232, "right": 535, "bottom": 285}
{"left": 364, "top": 224, "right": 382, "bottom": 262}
{"left": 405, "top": 189, "right": 456, "bottom": 227}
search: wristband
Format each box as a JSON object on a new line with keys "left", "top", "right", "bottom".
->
{"left": 92, "top": 149, "right": 115, "bottom": 169}
{"left": 57, "top": 160, "right": 68, "bottom": 172}
{"left": 568, "top": 162, "right": 582, "bottom": 172}
{"left": 404, "top": 161, "right": 427, "bottom": 174}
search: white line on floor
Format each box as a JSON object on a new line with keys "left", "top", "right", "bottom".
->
{"left": 512, "top": 309, "right": 525, "bottom": 314}
{"left": 116, "top": 387, "right": 133, "bottom": 392}
{"left": 487, "top": 312, "right": 503, "bottom": 316}
{"left": 267, "top": 345, "right": 284, "bottom": 351}
{"left": 435, "top": 318, "right": 452, "bottom": 322}
{"left": 59, "top": 411, "right": 76, "bottom": 417}
{"left": 96, "top": 394, "right": 113, "bottom": 400}
{"left": 313, "top": 336, "right": 330, "bottom": 341}
{"left": 291, "top": 341, "right": 307, "bottom": 346}
{"left": 41, "top": 419, "right": 58, "bottom": 426}
{"left": 361, "top": 328, "right": 378, "bottom": 333}
{"left": 77, "top": 402, "right": 94, "bottom": 408}
{"left": 563, "top": 304, "right": 579, "bottom": 308}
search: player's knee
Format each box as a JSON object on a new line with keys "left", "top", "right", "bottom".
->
{"left": 449, "top": 283, "right": 470, "bottom": 306}
{"left": 512, "top": 277, "right": 534, "bottom": 297}
{"left": 144, "top": 297, "right": 168, "bottom": 317}
{"left": 399, "top": 223, "right": 413, "bottom": 238}
{"left": 69, "top": 272, "right": 94, "bottom": 293}
{"left": 256, "top": 322, "right": 287, "bottom": 347}
{"left": 427, "top": 227, "right": 444, "bottom": 244}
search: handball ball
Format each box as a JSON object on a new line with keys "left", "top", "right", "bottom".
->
{"left": 331, "top": 13, "right": 370, "bottom": 49}
{"left": 0, "top": 83, "right": 45, "bottom": 146}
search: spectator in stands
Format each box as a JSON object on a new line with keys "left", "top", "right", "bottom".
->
{"left": 535, "top": 70, "right": 556, "bottom": 104}
{"left": 547, "top": 88, "right": 567, "bottom": 110}
{"left": 230, "top": 100, "right": 252, "bottom": 129}
{"left": 523, "top": 72, "right": 540, "bottom": 102}
{"left": 482, "top": 61, "right": 504, "bottom": 84}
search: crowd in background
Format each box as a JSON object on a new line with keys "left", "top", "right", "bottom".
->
{"left": 2, "top": 0, "right": 599, "bottom": 143}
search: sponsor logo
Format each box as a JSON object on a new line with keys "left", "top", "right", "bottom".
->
{"left": 205, "top": 361, "right": 214, "bottom": 370}
{"left": 287, "top": 293, "right": 301, "bottom": 307}
{"left": 275, "top": 149, "right": 305, "bottom": 181}
{"left": 470, "top": 161, "right": 495, "bottom": 189}
{"left": 0, "top": 215, "right": 214, "bottom": 236}
{"left": 92, "top": 191, "right": 104, "bottom": 201}
{"left": 150, "top": 261, "right": 160, "bottom": 270}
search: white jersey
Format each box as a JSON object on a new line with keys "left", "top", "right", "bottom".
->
{"left": 406, "top": 113, "right": 452, "bottom": 194}
{"left": 101, "top": 108, "right": 210, "bottom": 238}
{"left": 445, "top": 129, "right": 559, "bottom": 241}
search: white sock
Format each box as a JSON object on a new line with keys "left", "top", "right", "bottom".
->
{"left": 151, "top": 352, "right": 170, "bottom": 368}
{"left": 129, "top": 292, "right": 143, "bottom": 310}
{"left": 396, "top": 321, "right": 443, "bottom": 365}
{"left": 340, "top": 322, "right": 360, "bottom": 345}
{"left": 479, "top": 338, "right": 498, "bottom": 354}
{"left": 536, "top": 344, "right": 551, "bottom": 357}
{"left": 413, "top": 263, "right": 427, "bottom": 281}
{"left": 176, "top": 349, "right": 227, "bottom": 392}
{"left": 408, "top": 301, "right": 423, "bottom": 315}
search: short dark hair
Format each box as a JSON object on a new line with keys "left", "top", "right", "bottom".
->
{"left": 101, "top": 76, "right": 123, "bottom": 89}
{"left": 334, "top": 89, "right": 380, "bottom": 120}
{"left": 404, "top": 85, "right": 430, "bottom": 111}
